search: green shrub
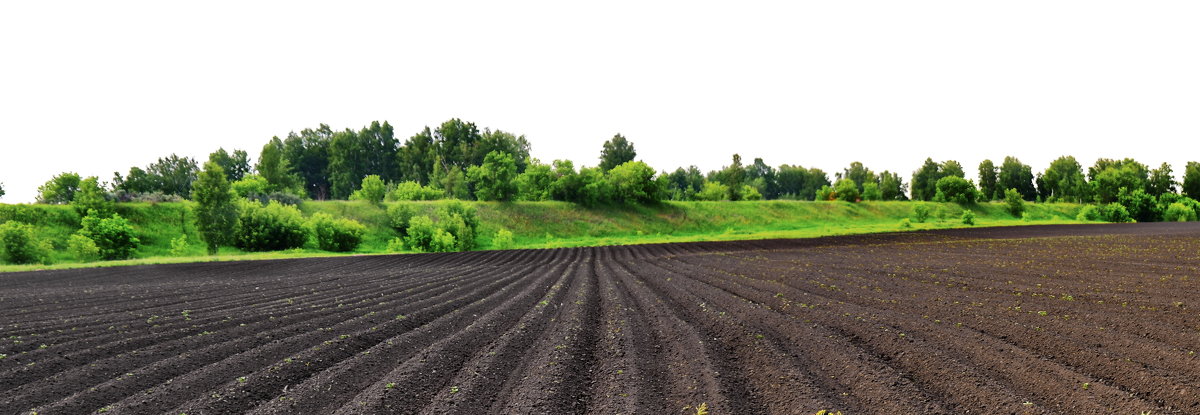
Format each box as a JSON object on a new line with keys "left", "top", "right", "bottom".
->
{"left": 899, "top": 218, "right": 912, "bottom": 229}
{"left": 169, "top": 234, "right": 190, "bottom": 257}
{"left": 935, "top": 176, "right": 977, "bottom": 204}
{"left": 961, "top": 210, "right": 976, "bottom": 225}
{"left": 79, "top": 213, "right": 140, "bottom": 260}
{"left": 1004, "top": 188, "right": 1025, "bottom": 217}
{"left": 387, "top": 181, "right": 442, "bottom": 201}
{"left": 350, "top": 175, "right": 387, "bottom": 205}
{"left": 1164, "top": 202, "right": 1198, "bottom": 222}
{"left": 309, "top": 213, "right": 366, "bottom": 252}
{"left": 234, "top": 200, "right": 309, "bottom": 251}
{"left": 912, "top": 204, "right": 931, "bottom": 223}
{"left": 387, "top": 203, "right": 417, "bottom": 234}
{"left": 386, "top": 237, "right": 405, "bottom": 252}
{"left": 68, "top": 234, "right": 100, "bottom": 262}
{"left": 493, "top": 228, "right": 515, "bottom": 250}
{"left": 0, "top": 222, "right": 52, "bottom": 264}
{"left": 1076, "top": 205, "right": 1100, "bottom": 221}
{"left": 402, "top": 202, "right": 481, "bottom": 252}
{"left": 430, "top": 229, "right": 458, "bottom": 252}
{"left": 438, "top": 201, "right": 479, "bottom": 251}
{"left": 695, "top": 182, "right": 730, "bottom": 201}
{"left": 834, "top": 179, "right": 859, "bottom": 202}
{"left": 861, "top": 182, "right": 882, "bottom": 201}
{"left": 1100, "top": 203, "right": 1132, "bottom": 223}
{"left": 739, "top": 185, "right": 763, "bottom": 201}
{"left": 404, "top": 215, "right": 436, "bottom": 252}
{"left": 814, "top": 185, "right": 834, "bottom": 201}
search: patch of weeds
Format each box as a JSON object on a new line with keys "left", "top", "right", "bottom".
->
{"left": 449, "top": 385, "right": 460, "bottom": 394}
{"left": 385, "top": 382, "right": 396, "bottom": 389}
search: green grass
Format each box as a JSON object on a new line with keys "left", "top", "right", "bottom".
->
{"left": 0, "top": 200, "right": 1088, "bottom": 273}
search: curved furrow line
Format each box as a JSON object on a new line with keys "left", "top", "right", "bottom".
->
{"left": 118, "top": 259, "right": 550, "bottom": 415}
{"left": 486, "top": 248, "right": 601, "bottom": 414}
{"left": 242, "top": 256, "right": 576, "bottom": 415}
{"left": 0, "top": 269, "right": 458, "bottom": 385}
{"left": 315, "top": 251, "right": 583, "bottom": 414}
{"left": 671, "top": 251, "right": 1167, "bottom": 414}
{"left": 2, "top": 268, "right": 499, "bottom": 414}
{"left": 639, "top": 253, "right": 944, "bottom": 414}
{"left": 601, "top": 248, "right": 764, "bottom": 415}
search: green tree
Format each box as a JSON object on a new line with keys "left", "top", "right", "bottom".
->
{"left": 665, "top": 166, "right": 705, "bottom": 201}
{"left": 934, "top": 176, "right": 977, "bottom": 204}
{"left": 1004, "top": 188, "right": 1025, "bottom": 217}
{"left": 1089, "top": 158, "right": 1149, "bottom": 203}
{"left": 598, "top": 133, "right": 637, "bottom": 171}
{"left": 1117, "top": 187, "right": 1158, "bottom": 223}
{"left": 72, "top": 177, "right": 113, "bottom": 218}
{"left": 1147, "top": 162, "right": 1175, "bottom": 197}
{"left": 257, "top": 136, "right": 303, "bottom": 196}
{"left": 1041, "top": 156, "right": 1089, "bottom": 203}
{"left": 838, "top": 161, "right": 877, "bottom": 193}
{"left": 433, "top": 119, "right": 483, "bottom": 172}
{"left": 112, "top": 166, "right": 159, "bottom": 195}
{"left": 467, "top": 151, "right": 519, "bottom": 201}
{"left": 282, "top": 124, "right": 334, "bottom": 200}
{"left": 776, "top": 165, "right": 829, "bottom": 200}
{"left": 878, "top": 171, "right": 907, "bottom": 201}
{"left": 79, "top": 213, "right": 140, "bottom": 260}
{"left": 37, "top": 172, "right": 82, "bottom": 204}
{"left": 516, "top": 162, "right": 555, "bottom": 201}
{"left": 0, "top": 182, "right": 5, "bottom": 199}
{"left": 746, "top": 158, "right": 779, "bottom": 199}
{"left": 861, "top": 182, "right": 882, "bottom": 201}
{"left": 911, "top": 159, "right": 964, "bottom": 201}
{"left": 146, "top": 154, "right": 199, "bottom": 197}
{"left": 350, "top": 175, "right": 387, "bottom": 205}
{"left": 607, "top": 161, "right": 665, "bottom": 205}
{"left": 833, "top": 178, "right": 860, "bottom": 202}
{"left": 193, "top": 162, "right": 239, "bottom": 255}
{"left": 695, "top": 181, "right": 730, "bottom": 201}
{"left": 997, "top": 156, "right": 1036, "bottom": 200}
{"left": 1185, "top": 162, "right": 1200, "bottom": 200}
{"left": 977, "top": 159, "right": 998, "bottom": 201}
{"left": 713, "top": 154, "right": 747, "bottom": 200}
{"left": 478, "top": 129, "right": 532, "bottom": 173}
{"left": 208, "top": 148, "right": 251, "bottom": 182}
{"left": 398, "top": 127, "right": 436, "bottom": 185}
{"left": 0, "top": 222, "right": 51, "bottom": 264}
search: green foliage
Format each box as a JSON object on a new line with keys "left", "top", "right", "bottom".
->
{"left": 878, "top": 171, "right": 906, "bottom": 201}
{"left": 912, "top": 204, "right": 931, "bottom": 223}
{"left": 665, "top": 166, "right": 705, "bottom": 201}
{"left": 739, "top": 185, "right": 763, "bottom": 201}
{"left": 998, "top": 156, "right": 1036, "bottom": 200}
{"left": 309, "top": 213, "right": 366, "bottom": 252}
{"left": 607, "top": 161, "right": 665, "bottom": 204}
{"left": 516, "top": 162, "right": 555, "bottom": 201}
{"left": 350, "top": 175, "right": 387, "bottom": 205}
{"left": 1041, "top": 156, "right": 1089, "bottom": 203}
{"left": 1147, "top": 162, "right": 1176, "bottom": 197}
{"left": 492, "top": 227, "right": 515, "bottom": 249}
{"left": 231, "top": 175, "right": 270, "bottom": 199}
{"left": 899, "top": 218, "right": 912, "bottom": 229}
{"left": 1184, "top": 162, "right": 1200, "bottom": 200}
{"left": 387, "top": 181, "right": 442, "bottom": 201}
{"left": 714, "top": 154, "right": 747, "bottom": 200}
{"left": 1078, "top": 203, "right": 1132, "bottom": 223}
{"left": 404, "top": 215, "right": 436, "bottom": 252}
{"left": 429, "top": 229, "right": 458, "bottom": 252}
{"left": 467, "top": 151, "right": 519, "bottom": 201}
{"left": 234, "top": 200, "right": 309, "bottom": 251}
{"left": 438, "top": 201, "right": 479, "bottom": 251}
{"left": 1116, "top": 187, "right": 1158, "bottom": 223}
{"left": 695, "top": 182, "right": 730, "bottom": 201}
{"left": 147, "top": 154, "right": 200, "bottom": 198}
{"left": 1004, "top": 188, "right": 1025, "bottom": 217}
{"left": 72, "top": 176, "right": 114, "bottom": 218}
{"left": 37, "top": 172, "right": 82, "bottom": 204}
{"left": 1089, "top": 158, "right": 1148, "bottom": 203}
{"left": 961, "top": 210, "right": 976, "bottom": 225}
{"left": 386, "top": 203, "right": 417, "bottom": 234}
{"left": 169, "top": 234, "right": 190, "bottom": 257}
{"left": 839, "top": 162, "right": 877, "bottom": 193}
{"left": 911, "top": 159, "right": 965, "bottom": 201}
{"left": 0, "top": 182, "right": 5, "bottom": 199}
{"left": 208, "top": 148, "right": 251, "bottom": 182}
{"left": 402, "top": 201, "right": 479, "bottom": 252}
{"left": 281, "top": 124, "right": 334, "bottom": 200}
{"left": 814, "top": 185, "right": 834, "bottom": 201}
{"left": 599, "top": 133, "right": 637, "bottom": 171}
{"left": 776, "top": 165, "right": 830, "bottom": 201}
{"left": 833, "top": 179, "right": 860, "bottom": 202}
{"left": 257, "top": 137, "right": 305, "bottom": 196}
{"left": 79, "top": 213, "right": 140, "bottom": 260}
{"left": 1, "top": 222, "right": 52, "bottom": 264}
{"left": 860, "top": 182, "right": 882, "bottom": 201}
{"left": 977, "top": 160, "right": 998, "bottom": 201}
{"left": 934, "top": 176, "right": 977, "bottom": 205}
{"left": 194, "top": 162, "right": 240, "bottom": 255}
{"left": 386, "top": 237, "right": 405, "bottom": 252}
{"left": 1164, "top": 203, "right": 1198, "bottom": 222}
{"left": 68, "top": 234, "right": 100, "bottom": 262}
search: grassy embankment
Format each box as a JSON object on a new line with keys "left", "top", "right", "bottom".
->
{"left": 0, "top": 200, "right": 1086, "bottom": 272}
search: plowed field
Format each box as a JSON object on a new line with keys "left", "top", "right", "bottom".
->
{"left": 4, "top": 223, "right": 1200, "bottom": 414}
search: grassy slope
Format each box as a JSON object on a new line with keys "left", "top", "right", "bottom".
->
{"left": 0, "top": 200, "right": 1085, "bottom": 272}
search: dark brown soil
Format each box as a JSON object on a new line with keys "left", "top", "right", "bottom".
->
{"left": 3, "top": 222, "right": 1200, "bottom": 414}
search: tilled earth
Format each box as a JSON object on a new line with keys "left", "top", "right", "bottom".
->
{"left": 3, "top": 222, "right": 1200, "bottom": 414}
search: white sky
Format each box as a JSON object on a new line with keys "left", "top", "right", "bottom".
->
{"left": 2, "top": 1, "right": 1198, "bottom": 203}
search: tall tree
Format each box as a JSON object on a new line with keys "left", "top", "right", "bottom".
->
{"left": 746, "top": 158, "right": 778, "bottom": 199}
{"left": 1089, "top": 158, "right": 1149, "bottom": 203}
{"left": 37, "top": 172, "right": 82, "bottom": 204}
{"left": 878, "top": 171, "right": 907, "bottom": 200}
{"left": 193, "top": 162, "right": 239, "bottom": 255}
{"left": 1147, "top": 162, "right": 1176, "bottom": 197}
{"left": 256, "top": 137, "right": 302, "bottom": 195}
{"left": 1041, "top": 156, "right": 1089, "bottom": 203}
{"left": 911, "top": 159, "right": 963, "bottom": 201}
{"left": 113, "top": 166, "right": 159, "bottom": 195}
{"left": 208, "top": 148, "right": 251, "bottom": 182}
{"left": 147, "top": 154, "right": 199, "bottom": 197}
{"left": 837, "top": 161, "right": 878, "bottom": 192}
{"left": 997, "top": 156, "right": 1036, "bottom": 200}
{"left": 665, "top": 166, "right": 705, "bottom": 200}
{"left": 478, "top": 129, "right": 531, "bottom": 172}
{"left": 712, "top": 154, "right": 747, "bottom": 200}
{"left": 398, "top": 127, "right": 436, "bottom": 186}
{"left": 434, "top": 118, "right": 483, "bottom": 171}
{"left": 282, "top": 124, "right": 333, "bottom": 200}
{"left": 598, "top": 133, "right": 637, "bottom": 171}
{"left": 977, "top": 159, "right": 998, "bottom": 201}
{"left": 1184, "top": 162, "right": 1200, "bottom": 200}
{"left": 467, "top": 151, "right": 519, "bottom": 201}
